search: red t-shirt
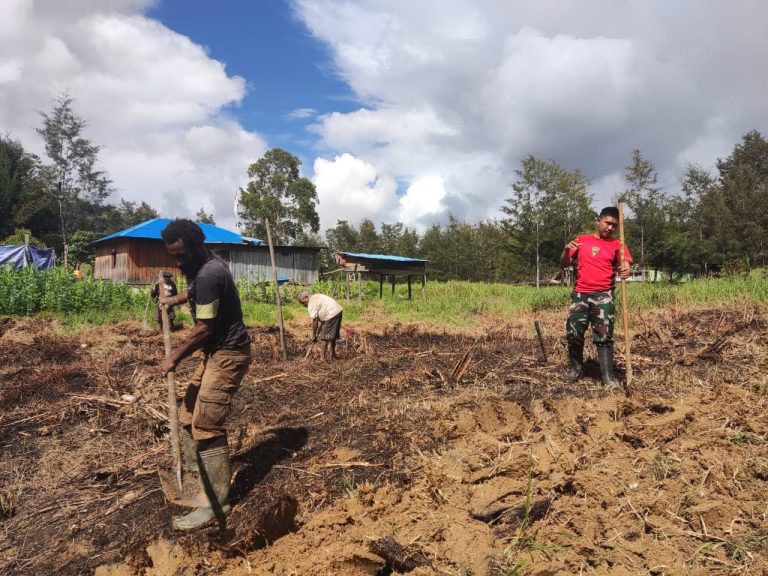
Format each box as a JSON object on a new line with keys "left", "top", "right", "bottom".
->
{"left": 569, "top": 234, "right": 633, "bottom": 293}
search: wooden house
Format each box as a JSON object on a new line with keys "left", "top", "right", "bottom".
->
{"left": 93, "top": 219, "right": 321, "bottom": 285}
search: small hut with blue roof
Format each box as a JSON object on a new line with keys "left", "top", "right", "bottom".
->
{"left": 334, "top": 251, "right": 429, "bottom": 299}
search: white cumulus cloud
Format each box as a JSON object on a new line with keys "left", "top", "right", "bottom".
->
{"left": 295, "top": 0, "right": 768, "bottom": 224}
{"left": 312, "top": 153, "right": 398, "bottom": 228}
{"left": 0, "top": 0, "right": 266, "bottom": 230}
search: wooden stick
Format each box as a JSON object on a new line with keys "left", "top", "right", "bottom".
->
{"left": 533, "top": 320, "right": 548, "bottom": 363}
{"left": 618, "top": 204, "right": 633, "bottom": 388}
{"left": 141, "top": 289, "right": 152, "bottom": 332}
{"left": 159, "top": 271, "right": 182, "bottom": 490}
{"left": 265, "top": 219, "right": 288, "bottom": 361}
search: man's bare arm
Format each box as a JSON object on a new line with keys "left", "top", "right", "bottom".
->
{"left": 159, "top": 289, "right": 188, "bottom": 307}
{"left": 160, "top": 318, "right": 214, "bottom": 374}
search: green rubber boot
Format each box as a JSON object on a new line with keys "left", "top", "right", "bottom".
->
{"left": 598, "top": 344, "right": 621, "bottom": 392}
{"left": 172, "top": 435, "right": 231, "bottom": 531}
{"left": 176, "top": 426, "right": 208, "bottom": 507}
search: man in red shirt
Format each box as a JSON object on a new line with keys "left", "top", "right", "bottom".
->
{"left": 559, "top": 207, "right": 632, "bottom": 390}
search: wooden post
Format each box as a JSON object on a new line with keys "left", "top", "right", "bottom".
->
{"left": 422, "top": 273, "right": 427, "bottom": 299}
{"left": 618, "top": 204, "right": 632, "bottom": 388}
{"left": 158, "top": 271, "right": 182, "bottom": 490}
{"left": 141, "top": 288, "right": 152, "bottom": 332}
{"left": 391, "top": 274, "right": 395, "bottom": 296}
{"left": 357, "top": 270, "right": 362, "bottom": 302}
{"left": 345, "top": 272, "right": 350, "bottom": 300}
{"left": 379, "top": 274, "right": 384, "bottom": 299}
{"left": 534, "top": 320, "right": 548, "bottom": 363}
{"left": 265, "top": 219, "right": 288, "bottom": 361}
{"left": 407, "top": 275, "right": 412, "bottom": 300}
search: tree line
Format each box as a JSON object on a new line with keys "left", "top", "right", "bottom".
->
{"left": 2, "top": 93, "right": 767, "bottom": 281}
{"left": 320, "top": 133, "right": 768, "bottom": 283}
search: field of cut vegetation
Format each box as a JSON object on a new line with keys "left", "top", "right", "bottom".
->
{"left": 1, "top": 276, "right": 767, "bottom": 575}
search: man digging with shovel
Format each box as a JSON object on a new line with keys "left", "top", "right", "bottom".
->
{"left": 158, "top": 219, "right": 251, "bottom": 530}
{"left": 297, "top": 291, "right": 343, "bottom": 361}
{"left": 560, "top": 206, "right": 632, "bottom": 391}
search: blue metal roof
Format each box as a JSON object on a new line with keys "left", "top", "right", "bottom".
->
{"left": 93, "top": 218, "right": 264, "bottom": 245}
{"left": 338, "top": 251, "right": 430, "bottom": 263}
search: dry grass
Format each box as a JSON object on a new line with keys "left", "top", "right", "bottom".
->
{"left": 0, "top": 303, "right": 767, "bottom": 575}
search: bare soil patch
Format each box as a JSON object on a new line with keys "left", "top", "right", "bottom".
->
{"left": 1, "top": 305, "right": 767, "bottom": 575}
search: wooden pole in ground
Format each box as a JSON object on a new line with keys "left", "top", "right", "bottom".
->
{"left": 407, "top": 275, "right": 412, "bottom": 300}
{"left": 618, "top": 203, "right": 632, "bottom": 388}
{"left": 158, "top": 271, "right": 182, "bottom": 490}
{"left": 141, "top": 288, "right": 152, "bottom": 332}
{"left": 265, "top": 219, "right": 288, "bottom": 361}
{"left": 534, "top": 320, "right": 548, "bottom": 363}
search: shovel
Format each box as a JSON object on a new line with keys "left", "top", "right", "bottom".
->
{"left": 158, "top": 467, "right": 207, "bottom": 507}
{"left": 303, "top": 338, "right": 316, "bottom": 360}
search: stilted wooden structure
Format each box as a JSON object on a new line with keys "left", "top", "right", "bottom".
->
{"left": 331, "top": 252, "right": 430, "bottom": 300}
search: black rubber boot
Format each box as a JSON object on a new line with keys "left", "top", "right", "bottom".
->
{"left": 173, "top": 435, "right": 231, "bottom": 530}
{"left": 564, "top": 342, "right": 583, "bottom": 383}
{"left": 598, "top": 345, "right": 621, "bottom": 391}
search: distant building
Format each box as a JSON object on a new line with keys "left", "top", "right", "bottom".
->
{"left": 333, "top": 251, "right": 430, "bottom": 299}
{"left": 93, "top": 218, "right": 321, "bottom": 285}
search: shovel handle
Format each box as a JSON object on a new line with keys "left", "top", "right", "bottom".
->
{"left": 304, "top": 340, "right": 315, "bottom": 359}
{"left": 159, "top": 271, "right": 183, "bottom": 489}
{"left": 618, "top": 205, "right": 632, "bottom": 388}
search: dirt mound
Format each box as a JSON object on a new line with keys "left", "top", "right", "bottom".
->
{"left": 1, "top": 306, "right": 767, "bottom": 575}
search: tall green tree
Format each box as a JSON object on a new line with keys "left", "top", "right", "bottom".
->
{"left": 357, "top": 219, "right": 381, "bottom": 253}
{"left": 680, "top": 163, "right": 724, "bottom": 274}
{"left": 621, "top": 149, "right": 667, "bottom": 272}
{"left": 542, "top": 167, "right": 595, "bottom": 260}
{"left": 503, "top": 156, "right": 591, "bottom": 286}
{"left": 238, "top": 148, "right": 319, "bottom": 244}
{"left": 0, "top": 137, "right": 59, "bottom": 244}
{"left": 36, "top": 93, "right": 112, "bottom": 264}
{"left": 1, "top": 137, "right": 37, "bottom": 236}
{"left": 325, "top": 220, "right": 360, "bottom": 253}
{"left": 195, "top": 207, "right": 216, "bottom": 224}
{"left": 715, "top": 130, "right": 768, "bottom": 270}
{"left": 502, "top": 156, "right": 556, "bottom": 287}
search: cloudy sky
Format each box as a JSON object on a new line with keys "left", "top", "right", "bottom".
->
{"left": 1, "top": 0, "right": 766, "bottom": 234}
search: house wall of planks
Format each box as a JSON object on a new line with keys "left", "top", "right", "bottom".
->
{"left": 94, "top": 239, "right": 179, "bottom": 285}
{"left": 95, "top": 240, "right": 321, "bottom": 285}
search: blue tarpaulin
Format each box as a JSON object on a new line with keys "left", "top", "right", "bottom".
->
{"left": 29, "top": 246, "right": 56, "bottom": 270}
{"left": 0, "top": 245, "right": 56, "bottom": 270}
{"left": 337, "top": 251, "right": 430, "bottom": 263}
{"left": 0, "top": 245, "right": 29, "bottom": 270}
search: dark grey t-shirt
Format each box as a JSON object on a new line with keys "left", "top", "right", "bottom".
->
{"left": 187, "top": 254, "right": 250, "bottom": 353}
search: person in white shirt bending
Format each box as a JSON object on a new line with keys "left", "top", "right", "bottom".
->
{"left": 297, "top": 291, "right": 343, "bottom": 361}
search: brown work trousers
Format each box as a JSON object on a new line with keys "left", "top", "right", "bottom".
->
{"left": 179, "top": 344, "right": 252, "bottom": 440}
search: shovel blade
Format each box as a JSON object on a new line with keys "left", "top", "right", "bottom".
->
{"left": 158, "top": 466, "right": 207, "bottom": 508}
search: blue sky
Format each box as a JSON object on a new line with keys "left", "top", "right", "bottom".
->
{"left": 147, "top": 0, "right": 355, "bottom": 168}
{"left": 1, "top": 1, "right": 766, "bottom": 232}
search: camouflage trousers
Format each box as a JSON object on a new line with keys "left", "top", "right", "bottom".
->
{"left": 566, "top": 290, "right": 615, "bottom": 347}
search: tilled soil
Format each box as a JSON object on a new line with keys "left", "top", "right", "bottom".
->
{"left": 0, "top": 305, "right": 766, "bottom": 575}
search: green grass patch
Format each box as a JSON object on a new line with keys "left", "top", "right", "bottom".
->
{"left": 1, "top": 269, "right": 765, "bottom": 330}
